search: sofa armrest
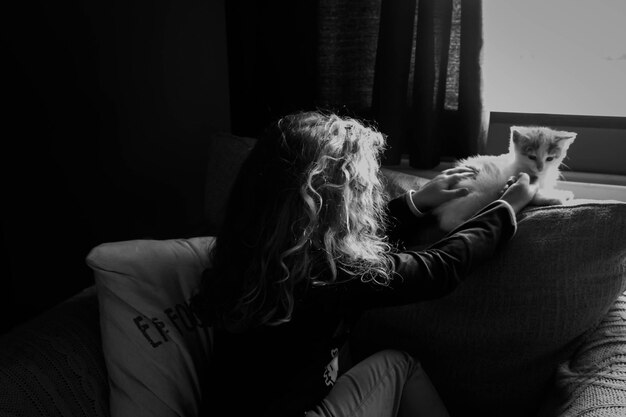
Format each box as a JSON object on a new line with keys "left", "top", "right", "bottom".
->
{"left": 0, "top": 286, "right": 109, "bottom": 417}
{"left": 549, "top": 293, "right": 626, "bottom": 416}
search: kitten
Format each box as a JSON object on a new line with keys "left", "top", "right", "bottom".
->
{"left": 433, "top": 126, "right": 577, "bottom": 232}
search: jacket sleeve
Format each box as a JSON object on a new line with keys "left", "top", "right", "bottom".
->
{"left": 342, "top": 197, "right": 517, "bottom": 309}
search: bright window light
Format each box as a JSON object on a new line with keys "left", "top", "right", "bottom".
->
{"left": 483, "top": 0, "right": 626, "bottom": 117}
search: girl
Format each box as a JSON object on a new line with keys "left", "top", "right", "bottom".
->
{"left": 192, "top": 111, "right": 537, "bottom": 416}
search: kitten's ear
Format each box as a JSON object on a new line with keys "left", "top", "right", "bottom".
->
{"left": 510, "top": 126, "right": 526, "bottom": 144}
{"left": 555, "top": 131, "right": 577, "bottom": 143}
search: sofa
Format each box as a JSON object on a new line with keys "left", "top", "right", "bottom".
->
{"left": 1, "top": 133, "right": 626, "bottom": 417}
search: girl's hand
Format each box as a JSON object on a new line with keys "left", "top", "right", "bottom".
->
{"left": 411, "top": 166, "right": 478, "bottom": 212}
{"left": 499, "top": 172, "right": 539, "bottom": 213}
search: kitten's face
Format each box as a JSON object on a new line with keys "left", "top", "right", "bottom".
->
{"left": 509, "top": 126, "right": 577, "bottom": 179}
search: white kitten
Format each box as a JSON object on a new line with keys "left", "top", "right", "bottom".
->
{"left": 433, "top": 126, "right": 577, "bottom": 231}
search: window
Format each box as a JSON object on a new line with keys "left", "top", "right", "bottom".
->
{"left": 483, "top": 0, "right": 626, "bottom": 118}
{"left": 481, "top": 0, "right": 626, "bottom": 187}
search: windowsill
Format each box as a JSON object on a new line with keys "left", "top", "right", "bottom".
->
{"left": 385, "top": 158, "right": 626, "bottom": 203}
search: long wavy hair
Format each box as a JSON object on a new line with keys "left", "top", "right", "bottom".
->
{"left": 192, "top": 111, "right": 393, "bottom": 331}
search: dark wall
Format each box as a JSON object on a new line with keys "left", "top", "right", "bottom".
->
{"left": 1, "top": 0, "right": 230, "bottom": 333}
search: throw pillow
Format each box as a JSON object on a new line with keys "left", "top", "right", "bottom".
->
{"left": 86, "top": 236, "right": 215, "bottom": 417}
{"left": 551, "top": 293, "right": 626, "bottom": 416}
{"left": 353, "top": 169, "right": 626, "bottom": 417}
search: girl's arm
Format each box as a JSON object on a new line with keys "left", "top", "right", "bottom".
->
{"left": 346, "top": 199, "right": 517, "bottom": 308}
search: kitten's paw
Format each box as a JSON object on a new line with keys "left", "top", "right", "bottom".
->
{"left": 559, "top": 190, "right": 574, "bottom": 201}
{"left": 532, "top": 189, "right": 573, "bottom": 206}
{"left": 549, "top": 189, "right": 574, "bottom": 202}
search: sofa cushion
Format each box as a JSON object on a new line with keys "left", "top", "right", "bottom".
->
{"left": 352, "top": 170, "right": 626, "bottom": 417}
{"left": 86, "top": 237, "right": 215, "bottom": 417}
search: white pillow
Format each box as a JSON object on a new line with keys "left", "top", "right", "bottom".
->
{"left": 86, "top": 236, "right": 215, "bottom": 417}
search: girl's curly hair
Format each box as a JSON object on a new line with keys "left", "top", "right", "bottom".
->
{"left": 192, "top": 111, "right": 393, "bottom": 331}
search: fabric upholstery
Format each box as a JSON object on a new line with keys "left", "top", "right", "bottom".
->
{"left": 351, "top": 170, "right": 626, "bottom": 417}
{"left": 0, "top": 287, "right": 109, "bottom": 417}
{"left": 554, "top": 294, "right": 626, "bottom": 417}
{"left": 86, "top": 237, "right": 215, "bottom": 417}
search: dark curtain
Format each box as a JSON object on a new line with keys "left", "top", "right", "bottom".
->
{"left": 225, "top": 0, "right": 488, "bottom": 168}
